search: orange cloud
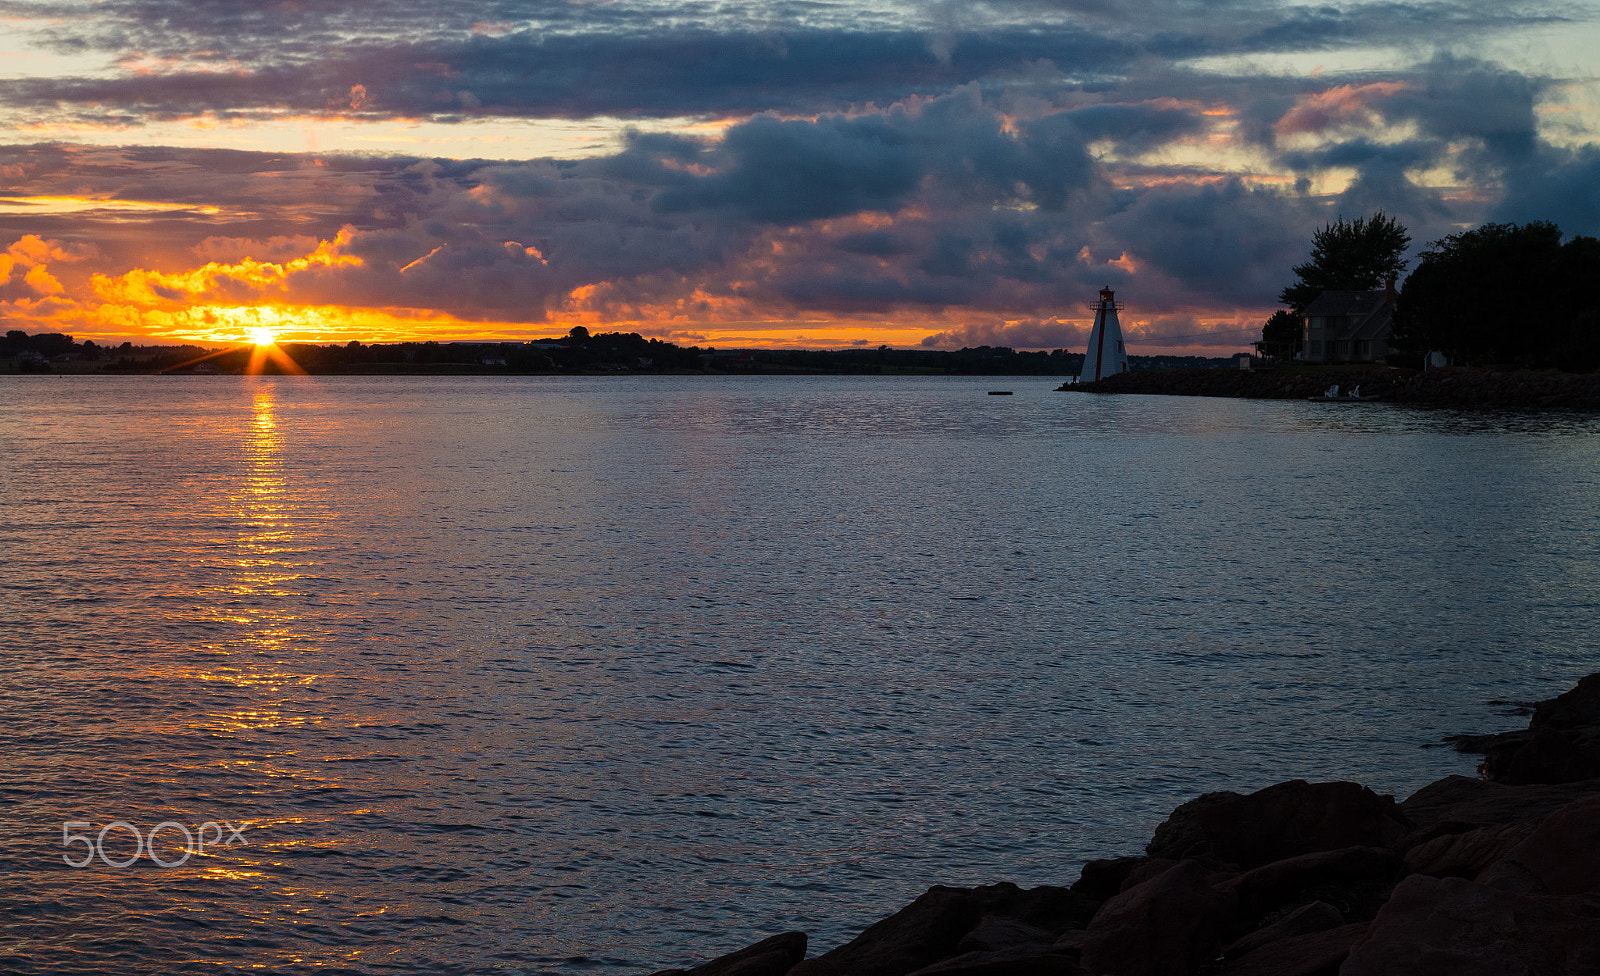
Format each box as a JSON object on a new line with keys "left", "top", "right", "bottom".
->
{"left": 0, "top": 234, "right": 97, "bottom": 281}
{"left": 1275, "top": 82, "right": 1408, "bottom": 137}
{"left": 24, "top": 265, "right": 64, "bottom": 295}
{"left": 91, "top": 229, "right": 361, "bottom": 305}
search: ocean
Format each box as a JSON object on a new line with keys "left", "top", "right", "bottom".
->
{"left": 4, "top": 374, "right": 1598, "bottom": 974}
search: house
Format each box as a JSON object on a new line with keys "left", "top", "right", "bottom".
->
{"left": 1301, "top": 282, "right": 1395, "bottom": 363}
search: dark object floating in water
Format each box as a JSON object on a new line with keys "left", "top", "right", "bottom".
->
{"left": 988, "top": 391, "right": 1013, "bottom": 395}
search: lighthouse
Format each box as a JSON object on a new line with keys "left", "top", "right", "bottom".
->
{"left": 1079, "top": 286, "right": 1129, "bottom": 382}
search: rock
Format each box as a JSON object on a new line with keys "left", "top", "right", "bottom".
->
{"left": 1223, "top": 846, "right": 1398, "bottom": 920}
{"left": 906, "top": 945, "right": 1081, "bottom": 976}
{"left": 1145, "top": 792, "right": 1243, "bottom": 860}
{"left": 1478, "top": 794, "right": 1600, "bottom": 896}
{"left": 787, "top": 887, "right": 979, "bottom": 976}
{"left": 651, "top": 932, "right": 807, "bottom": 976}
{"left": 1079, "top": 860, "right": 1235, "bottom": 976}
{"left": 1398, "top": 774, "right": 1600, "bottom": 829}
{"left": 1145, "top": 781, "right": 1409, "bottom": 870}
{"left": 1222, "top": 901, "right": 1344, "bottom": 959}
{"left": 1448, "top": 672, "right": 1600, "bottom": 785}
{"left": 1117, "top": 858, "right": 1182, "bottom": 892}
{"left": 790, "top": 884, "right": 1094, "bottom": 976}
{"left": 1219, "top": 923, "right": 1368, "bottom": 976}
{"left": 1530, "top": 672, "right": 1600, "bottom": 730}
{"left": 1400, "top": 822, "right": 1532, "bottom": 879}
{"left": 1340, "top": 874, "right": 1600, "bottom": 976}
{"left": 1481, "top": 725, "right": 1600, "bottom": 784}
{"left": 957, "top": 916, "right": 1054, "bottom": 954}
{"left": 1443, "top": 729, "right": 1532, "bottom": 755}
{"left": 969, "top": 882, "right": 1101, "bottom": 935}
{"left": 1070, "top": 858, "right": 1148, "bottom": 903}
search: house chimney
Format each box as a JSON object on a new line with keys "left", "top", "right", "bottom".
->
{"left": 1384, "top": 275, "right": 1396, "bottom": 301}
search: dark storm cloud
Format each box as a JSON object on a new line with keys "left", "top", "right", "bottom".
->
{"left": 1382, "top": 55, "right": 1546, "bottom": 171}
{"left": 1096, "top": 178, "right": 1316, "bottom": 305}
{"left": 1492, "top": 146, "right": 1600, "bottom": 237}
{"left": 1, "top": 28, "right": 1132, "bottom": 122}
{"left": 1063, "top": 103, "right": 1204, "bottom": 152}
{"left": 1279, "top": 139, "right": 1442, "bottom": 173}
{"left": 2, "top": 0, "right": 1578, "bottom": 124}
{"left": 628, "top": 88, "right": 1107, "bottom": 223}
{"left": 648, "top": 115, "right": 924, "bottom": 223}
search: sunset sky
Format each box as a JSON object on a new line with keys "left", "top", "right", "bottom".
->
{"left": 1, "top": 1, "right": 1597, "bottom": 352}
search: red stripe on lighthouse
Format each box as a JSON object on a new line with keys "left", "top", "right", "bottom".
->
{"left": 1092, "top": 300, "right": 1108, "bottom": 381}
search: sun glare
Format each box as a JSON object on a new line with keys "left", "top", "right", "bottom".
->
{"left": 248, "top": 327, "right": 277, "bottom": 346}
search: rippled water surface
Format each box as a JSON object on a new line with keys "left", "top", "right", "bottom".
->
{"left": 4, "top": 374, "right": 1600, "bottom": 974}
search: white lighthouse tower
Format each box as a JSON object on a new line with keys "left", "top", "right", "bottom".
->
{"left": 1079, "top": 286, "right": 1129, "bottom": 382}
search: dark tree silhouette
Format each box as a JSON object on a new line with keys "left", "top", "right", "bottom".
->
{"left": 1257, "top": 308, "right": 1303, "bottom": 359}
{"left": 1279, "top": 212, "right": 1411, "bottom": 313}
{"left": 1392, "top": 221, "right": 1600, "bottom": 370}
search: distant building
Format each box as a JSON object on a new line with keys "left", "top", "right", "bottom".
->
{"left": 1079, "top": 286, "right": 1129, "bottom": 381}
{"left": 1302, "top": 282, "right": 1395, "bottom": 363}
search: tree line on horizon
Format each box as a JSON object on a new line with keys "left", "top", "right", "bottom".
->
{"left": 3, "top": 324, "right": 1242, "bottom": 376}
{"left": 1260, "top": 213, "right": 1600, "bottom": 371}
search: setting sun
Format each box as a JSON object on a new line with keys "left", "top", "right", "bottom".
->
{"left": 248, "top": 327, "right": 277, "bottom": 346}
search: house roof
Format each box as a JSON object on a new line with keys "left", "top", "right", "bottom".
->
{"left": 1303, "top": 289, "right": 1389, "bottom": 317}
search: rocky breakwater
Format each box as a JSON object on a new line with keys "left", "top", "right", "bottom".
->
{"left": 1061, "top": 367, "right": 1600, "bottom": 411}
{"left": 651, "top": 672, "right": 1600, "bottom": 976}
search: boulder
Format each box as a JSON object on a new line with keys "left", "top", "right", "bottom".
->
{"left": 1478, "top": 794, "right": 1600, "bottom": 896}
{"left": 1340, "top": 874, "right": 1600, "bottom": 976}
{"left": 1530, "top": 672, "right": 1600, "bottom": 730}
{"left": 1481, "top": 725, "right": 1600, "bottom": 784}
{"left": 1448, "top": 672, "right": 1600, "bottom": 785}
{"left": 1118, "top": 858, "right": 1182, "bottom": 892}
{"left": 1145, "top": 781, "right": 1409, "bottom": 870}
{"left": 1070, "top": 858, "right": 1148, "bottom": 904}
{"left": 967, "top": 882, "right": 1101, "bottom": 935}
{"left": 1079, "top": 860, "right": 1235, "bottom": 976}
{"left": 1400, "top": 822, "right": 1532, "bottom": 879}
{"left": 1145, "top": 792, "right": 1243, "bottom": 860}
{"left": 1221, "top": 901, "right": 1344, "bottom": 960}
{"left": 651, "top": 932, "right": 807, "bottom": 976}
{"left": 790, "top": 884, "right": 1094, "bottom": 976}
{"left": 1398, "top": 774, "right": 1600, "bottom": 829}
{"left": 956, "top": 916, "right": 1054, "bottom": 955}
{"left": 1219, "top": 923, "right": 1368, "bottom": 976}
{"left": 906, "top": 945, "right": 1081, "bottom": 976}
{"left": 1223, "top": 846, "right": 1398, "bottom": 920}
{"left": 1443, "top": 729, "right": 1532, "bottom": 755}
{"left": 787, "top": 887, "right": 979, "bottom": 976}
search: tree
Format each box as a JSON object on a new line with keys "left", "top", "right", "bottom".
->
{"left": 1279, "top": 212, "right": 1411, "bottom": 313}
{"left": 1391, "top": 221, "right": 1600, "bottom": 370}
{"left": 1257, "top": 308, "right": 1303, "bottom": 359}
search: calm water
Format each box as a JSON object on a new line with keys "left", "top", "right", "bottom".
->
{"left": 3, "top": 374, "right": 1599, "bottom": 974}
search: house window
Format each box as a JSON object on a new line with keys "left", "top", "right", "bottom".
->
{"left": 1355, "top": 340, "right": 1372, "bottom": 359}
{"left": 1332, "top": 340, "right": 1348, "bottom": 359}
{"left": 1309, "top": 340, "right": 1323, "bottom": 357}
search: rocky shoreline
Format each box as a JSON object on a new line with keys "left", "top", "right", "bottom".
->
{"left": 1061, "top": 367, "right": 1600, "bottom": 412}
{"left": 652, "top": 673, "right": 1600, "bottom": 976}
